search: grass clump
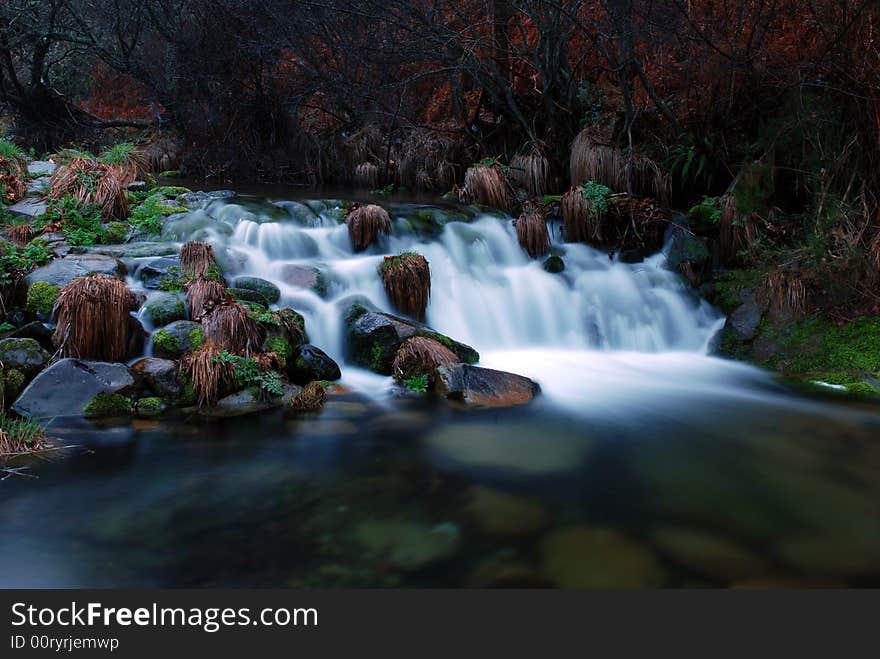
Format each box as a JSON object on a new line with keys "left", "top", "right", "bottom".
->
{"left": 0, "top": 414, "right": 51, "bottom": 462}
{"left": 53, "top": 275, "right": 135, "bottom": 361}
{"left": 289, "top": 381, "right": 326, "bottom": 413}
{"left": 379, "top": 252, "right": 431, "bottom": 321}
{"left": 0, "top": 239, "right": 52, "bottom": 288}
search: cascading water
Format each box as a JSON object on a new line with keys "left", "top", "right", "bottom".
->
{"left": 168, "top": 196, "right": 723, "bottom": 359}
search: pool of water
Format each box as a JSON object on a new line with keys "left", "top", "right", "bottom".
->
{"left": 3, "top": 353, "right": 879, "bottom": 588}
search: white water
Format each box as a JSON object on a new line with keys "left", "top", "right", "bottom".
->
{"left": 162, "top": 197, "right": 756, "bottom": 413}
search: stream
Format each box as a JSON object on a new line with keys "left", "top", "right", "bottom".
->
{"left": 2, "top": 192, "right": 879, "bottom": 587}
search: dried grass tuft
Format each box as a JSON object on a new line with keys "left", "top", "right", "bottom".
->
{"left": 379, "top": 252, "right": 431, "bottom": 321}
{"left": 289, "top": 381, "right": 327, "bottom": 413}
{"left": 184, "top": 343, "right": 236, "bottom": 406}
{"left": 201, "top": 301, "right": 262, "bottom": 355}
{"left": 463, "top": 165, "right": 510, "bottom": 211}
{"left": 561, "top": 186, "right": 604, "bottom": 244}
{"left": 510, "top": 144, "right": 549, "bottom": 197}
{"left": 758, "top": 271, "right": 807, "bottom": 318}
{"left": 180, "top": 241, "right": 216, "bottom": 277}
{"left": 185, "top": 276, "right": 228, "bottom": 319}
{"left": 8, "top": 223, "right": 34, "bottom": 246}
{"left": 49, "top": 157, "right": 128, "bottom": 220}
{"left": 354, "top": 162, "right": 380, "bottom": 188}
{"left": 345, "top": 204, "right": 392, "bottom": 252}
{"left": 391, "top": 337, "right": 458, "bottom": 386}
{"left": 719, "top": 193, "right": 758, "bottom": 263}
{"left": 53, "top": 275, "right": 136, "bottom": 361}
{"left": 516, "top": 207, "right": 550, "bottom": 257}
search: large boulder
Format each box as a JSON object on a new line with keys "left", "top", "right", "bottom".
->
{"left": 342, "top": 299, "right": 478, "bottom": 374}
{"left": 288, "top": 344, "right": 341, "bottom": 384}
{"left": 142, "top": 291, "right": 186, "bottom": 327}
{"left": 137, "top": 256, "right": 182, "bottom": 289}
{"left": 150, "top": 320, "right": 203, "bottom": 359}
{"left": 12, "top": 359, "right": 134, "bottom": 419}
{"left": 280, "top": 264, "right": 325, "bottom": 294}
{"left": 728, "top": 290, "right": 762, "bottom": 341}
{"left": 435, "top": 364, "right": 539, "bottom": 408}
{"left": 198, "top": 384, "right": 300, "bottom": 418}
{"left": 26, "top": 254, "right": 126, "bottom": 287}
{"left": 0, "top": 338, "right": 50, "bottom": 379}
{"left": 27, "top": 161, "right": 56, "bottom": 176}
{"left": 130, "top": 358, "right": 182, "bottom": 398}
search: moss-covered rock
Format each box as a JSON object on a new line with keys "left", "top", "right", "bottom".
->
{"left": 84, "top": 392, "right": 132, "bottom": 418}
{"left": 25, "top": 281, "right": 59, "bottom": 315}
{"left": 135, "top": 396, "right": 165, "bottom": 417}
{"left": 151, "top": 320, "right": 202, "bottom": 359}
{"left": 143, "top": 292, "right": 186, "bottom": 327}
{"left": 4, "top": 368, "right": 26, "bottom": 399}
{"left": 542, "top": 255, "right": 565, "bottom": 273}
{"left": 233, "top": 276, "right": 280, "bottom": 304}
{"left": 0, "top": 337, "right": 50, "bottom": 379}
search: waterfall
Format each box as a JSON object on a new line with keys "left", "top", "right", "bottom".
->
{"left": 165, "top": 196, "right": 724, "bottom": 368}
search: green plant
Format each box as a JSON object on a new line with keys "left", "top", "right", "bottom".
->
{"left": 0, "top": 322, "right": 14, "bottom": 333}
{"left": 403, "top": 374, "right": 429, "bottom": 393}
{"left": 0, "top": 140, "right": 26, "bottom": 162}
{"left": 213, "top": 350, "right": 285, "bottom": 397}
{"left": 46, "top": 196, "right": 105, "bottom": 246}
{"left": 4, "top": 369, "right": 26, "bottom": 398}
{"left": 370, "top": 183, "right": 395, "bottom": 196}
{"left": 265, "top": 336, "right": 292, "bottom": 357}
{"left": 158, "top": 266, "right": 186, "bottom": 292}
{"left": 188, "top": 327, "right": 205, "bottom": 350}
{"left": 0, "top": 239, "right": 52, "bottom": 287}
{"left": 579, "top": 181, "right": 612, "bottom": 216}
{"left": 0, "top": 413, "right": 50, "bottom": 459}
{"left": 26, "top": 281, "right": 60, "bottom": 315}
{"left": 152, "top": 328, "right": 177, "bottom": 354}
{"left": 98, "top": 142, "right": 140, "bottom": 167}
{"left": 129, "top": 196, "right": 169, "bottom": 236}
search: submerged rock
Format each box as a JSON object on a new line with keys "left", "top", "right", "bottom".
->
{"left": 12, "top": 359, "right": 134, "bottom": 419}
{"left": 464, "top": 486, "right": 549, "bottom": 537}
{"left": 355, "top": 519, "right": 460, "bottom": 571}
{"left": 130, "top": 358, "right": 182, "bottom": 398}
{"left": 652, "top": 527, "right": 770, "bottom": 581}
{"left": 435, "top": 363, "right": 539, "bottom": 408}
{"left": 342, "top": 299, "right": 478, "bottom": 374}
{"left": 199, "top": 384, "right": 300, "bottom": 418}
{"left": 288, "top": 344, "right": 341, "bottom": 384}
{"left": 540, "top": 526, "right": 666, "bottom": 588}
{"left": 26, "top": 254, "right": 126, "bottom": 287}
{"left": 0, "top": 338, "right": 50, "bottom": 379}
{"left": 280, "top": 264, "right": 325, "bottom": 294}
{"left": 542, "top": 255, "right": 565, "bottom": 273}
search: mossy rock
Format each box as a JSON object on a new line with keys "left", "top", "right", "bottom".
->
{"left": 233, "top": 276, "right": 280, "bottom": 304}
{"left": 542, "top": 255, "right": 565, "bottom": 274}
{"left": 25, "top": 281, "right": 59, "bottom": 315}
{"left": 151, "top": 320, "right": 202, "bottom": 359}
{"left": 3, "top": 368, "right": 26, "bottom": 399}
{"left": 135, "top": 396, "right": 166, "bottom": 417}
{"left": 103, "top": 221, "right": 131, "bottom": 244}
{"left": 0, "top": 337, "right": 50, "bottom": 378}
{"left": 143, "top": 292, "right": 186, "bottom": 327}
{"left": 227, "top": 287, "right": 269, "bottom": 305}
{"left": 84, "top": 392, "right": 132, "bottom": 418}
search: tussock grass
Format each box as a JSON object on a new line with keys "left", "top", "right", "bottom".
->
{"left": 7, "top": 223, "right": 35, "bottom": 246}
{"left": 185, "top": 343, "right": 236, "bottom": 406}
{"left": 561, "top": 186, "right": 604, "bottom": 243}
{"left": 53, "top": 275, "right": 136, "bottom": 361}
{"left": 510, "top": 144, "right": 549, "bottom": 197}
{"left": 379, "top": 252, "right": 431, "bottom": 321}
{"left": 391, "top": 336, "right": 457, "bottom": 386}
{"left": 345, "top": 204, "right": 391, "bottom": 251}
{"left": 354, "top": 162, "right": 380, "bottom": 188}
{"left": 185, "top": 276, "right": 227, "bottom": 319}
{"left": 201, "top": 301, "right": 262, "bottom": 355}
{"left": 180, "top": 241, "right": 217, "bottom": 277}
{"left": 463, "top": 165, "right": 510, "bottom": 211}
{"left": 516, "top": 207, "right": 550, "bottom": 257}
{"left": 49, "top": 157, "right": 128, "bottom": 220}
{"left": 289, "top": 380, "right": 327, "bottom": 413}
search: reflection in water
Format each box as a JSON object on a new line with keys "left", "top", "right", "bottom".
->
{"left": 2, "top": 195, "right": 879, "bottom": 587}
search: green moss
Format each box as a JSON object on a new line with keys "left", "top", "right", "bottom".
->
{"left": 84, "top": 392, "right": 132, "bottom": 417}
{"left": 152, "top": 328, "right": 178, "bottom": 354}
{"left": 159, "top": 170, "right": 181, "bottom": 178}
{"left": 420, "top": 330, "right": 479, "bottom": 364}
{"left": 103, "top": 221, "right": 130, "bottom": 244}
{"left": 188, "top": 327, "right": 205, "bottom": 350}
{"left": 266, "top": 336, "right": 292, "bottom": 357}
{"left": 25, "top": 281, "right": 59, "bottom": 315}
{"left": 765, "top": 316, "right": 880, "bottom": 375}
{"left": 155, "top": 186, "right": 192, "bottom": 196}
{"left": 158, "top": 265, "right": 186, "bottom": 292}
{"left": 177, "top": 379, "right": 199, "bottom": 406}
{"left": 712, "top": 269, "right": 761, "bottom": 314}
{"left": 369, "top": 343, "right": 385, "bottom": 372}
{"left": 4, "top": 368, "right": 25, "bottom": 398}
{"left": 135, "top": 397, "right": 165, "bottom": 416}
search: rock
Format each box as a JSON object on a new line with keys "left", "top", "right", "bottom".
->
{"left": 0, "top": 338, "right": 50, "bottom": 380}
{"left": 729, "top": 294, "right": 762, "bottom": 341}
{"left": 227, "top": 287, "right": 268, "bottom": 305}
{"left": 128, "top": 316, "right": 147, "bottom": 359}
{"left": 288, "top": 344, "right": 341, "bottom": 384}
{"left": 82, "top": 242, "right": 179, "bottom": 258}
{"left": 12, "top": 359, "right": 134, "bottom": 419}
{"left": 344, "top": 302, "right": 479, "bottom": 374}
{"left": 355, "top": 519, "right": 460, "bottom": 570}
{"left": 464, "top": 486, "right": 549, "bottom": 536}
{"left": 27, "top": 161, "right": 56, "bottom": 176}
{"left": 151, "top": 320, "right": 203, "bottom": 359}
{"left": 137, "top": 256, "right": 182, "bottom": 289}
{"left": 142, "top": 291, "right": 186, "bottom": 327}
{"left": 435, "top": 363, "right": 539, "bottom": 408}
{"left": 130, "top": 358, "right": 182, "bottom": 398}
{"left": 618, "top": 247, "right": 649, "bottom": 263}
{"left": 542, "top": 255, "right": 565, "bottom": 273}
{"left": 199, "top": 384, "right": 299, "bottom": 418}
{"left": 178, "top": 191, "right": 212, "bottom": 208}
{"left": 26, "top": 254, "right": 126, "bottom": 287}
{"left": 540, "top": 526, "right": 666, "bottom": 588}
{"left": 7, "top": 197, "right": 47, "bottom": 219}
{"left": 425, "top": 422, "right": 591, "bottom": 475}
{"left": 126, "top": 181, "right": 148, "bottom": 192}
{"left": 6, "top": 321, "right": 54, "bottom": 352}
{"left": 280, "top": 264, "right": 324, "bottom": 293}
{"left": 26, "top": 177, "right": 51, "bottom": 194}
{"left": 653, "top": 527, "right": 770, "bottom": 581}
{"left": 233, "top": 276, "right": 280, "bottom": 304}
